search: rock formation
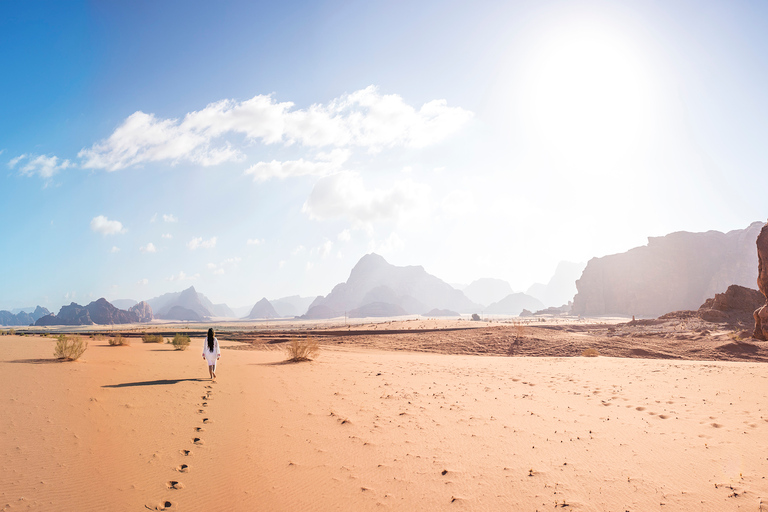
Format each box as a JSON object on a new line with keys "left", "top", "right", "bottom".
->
{"left": 35, "top": 299, "right": 141, "bottom": 326}
{"left": 149, "top": 286, "right": 212, "bottom": 320}
{"left": 424, "top": 308, "right": 460, "bottom": 317}
{"left": 573, "top": 222, "right": 763, "bottom": 317}
{"left": 0, "top": 306, "right": 51, "bottom": 326}
{"left": 462, "top": 278, "right": 513, "bottom": 307}
{"left": 303, "top": 253, "right": 478, "bottom": 319}
{"left": 163, "top": 306, "right": 203, "bottom": 321}
{"left": 484, "top": 293, "right": 545, "bottom": 316}
{"left": 754, "top": 223, "right": 768, "bottom": 340}
{"left": 526, "top": 261, "right": 586, "bottom": 308}
{"left": 348, "top": 302, "right": 408, "bottom": 318}
{"left": 659, "top": 284, "right": 763, "bottom": 326}
{"left": 129, "top": 301, "right": 153, "bottom": 323}
{"left": 246, "top": 298, "right": 279, "bottom": 319}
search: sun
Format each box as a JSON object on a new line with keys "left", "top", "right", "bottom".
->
{"left": 521, "top": 23, "right": 656, "bottom": 165}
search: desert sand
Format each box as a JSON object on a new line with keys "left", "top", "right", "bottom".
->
{"left": 3, "top": 323, "right": 768, "bottom": 511}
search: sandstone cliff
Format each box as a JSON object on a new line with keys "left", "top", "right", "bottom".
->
{"left": 754, "top": 223, "right": 768, "bottom": 340}
{"left": 573, "top": 222, "right": 763, "bottom": 317}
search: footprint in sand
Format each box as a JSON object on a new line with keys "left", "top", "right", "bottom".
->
{"left": 176, "top": 464, "right": 189, "bottom": 473}
{"left": 180, "top": 449, "right": 192, "bottom": 456}
{"left": 202, "top": 418, "right": 211, "bottom": 424}
{"left": 151, "top": 500, "right": 174, "bottom": 510}
{"left": 166, "top": 481, "right": 184, "bottom": 490}
{"left": 195, "top": 427, "right": 205, "bottom": 432}
{"left": 193, "top": 437, "right": 204, "bottom": 445}
{"left": 636, "top": 406, "right": 646, "bottom": 411}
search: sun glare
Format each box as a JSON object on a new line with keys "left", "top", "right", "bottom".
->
{"left": 522, "top": 24, "right": 655, "bottom": 166}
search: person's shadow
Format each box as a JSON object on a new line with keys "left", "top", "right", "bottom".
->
{"left": 103, "top": 378, "right": 207, "bottom": 388}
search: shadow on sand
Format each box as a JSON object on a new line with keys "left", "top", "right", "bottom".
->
{"left": 6, "top": 358, "right": 66, "bottom": 364}
{"left": 103, "top": 378, "right": 208, "bottom": 388}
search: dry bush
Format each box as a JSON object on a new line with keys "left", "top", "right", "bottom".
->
{"left": 172, "top": 333, "right": 191, "bottom": 351}
{"left": 109, "top": 334, "right": 129, "bottom": 346}
{"left": 54, "top": 335, "right": 88, "bottom": 361}
{"left": 9, "top": 328, "right": 15, "bottom": 336}
{"left": 285, "top": 336, "right": 319, "bottom": 362}
{"left": 581, "top": 348, "right": 600, "bottom": 357}
{"left": 142, "top": 334, "right": 164, "bottom": 343}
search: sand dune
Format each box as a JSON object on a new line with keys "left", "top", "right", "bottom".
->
{"left": 3, "top": 331, "right": 768, "bottom": 511}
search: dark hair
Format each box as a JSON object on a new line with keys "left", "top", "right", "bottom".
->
{"left": 207, "top": 328, "right": 214, "bottom": 351}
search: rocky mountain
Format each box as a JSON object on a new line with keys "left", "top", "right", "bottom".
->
{"left": 485, "top": 293, "right": 545, "bottom": 316}
{"left": 462, "top": 278, "right": 514, "bottom": 307}
{"left": 526, "top": 261, "right": 586, "bottom": 308}
{"left": 659, "top": 285, "right": 764, "bottom": 326}
{"left": 147, "top": 286, "right": 234, "bottom": 320}
{"left": 163, "top": 306, "right": 204, "bottom": 321}
{"left": 36, "top": 299, "right": 139, "bottom": 326}
{"left": 246, "top": 298, "right": 279, "bottom": 319}
{"left": 303, "top": 253, "right": 479, "bottom": 319}
{"left": 129, "top": 301, "right": 153, "bottom": 323}
{"left": 270, "top": 295, "right": 315, "bottom": 317}
{"left": 0, "top": 306, "right": 51, "bottom": 326}
{"left": 348, "top": 302, "right": 408, "bottom": 318}
{"left": 424, "top": 308, "right": 460, "bottom": 317}
{"left": 572, "top": 222, "right": 763, "bottom": 317}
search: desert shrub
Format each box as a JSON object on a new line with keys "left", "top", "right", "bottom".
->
{"left": 172, "top": 333, "right": 191, "bottom": 351}
{"left": 54, "top": 335, "right": 88, "bottom": 361}
{"left": 471, "top": 313, "right": 481, "bottom": 321}
{"left": 109, "top": 334, "right": 129, "bottom": 346}
{"left": 142, "top": 334, "right": 164, "bottom": 343}
{"left": 581, "top": 348, "right": 600, "bottom": 357}
{"left": 9, "top": 328, "right": 15, "bottom": 336}
{"left": 285, "top": 336, "right": 319, "bottom": 362}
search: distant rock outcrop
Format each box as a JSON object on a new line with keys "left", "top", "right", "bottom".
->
{"left": 348, "top": 302, "right": 408, "bottom": 318}
{"left": 573, "top": 222, "right": 763, "bottom": 317}
{"left": 149, "top": 286, "right": 213, "bottom": 320}
{"left": 303, "top": 253, "right": 478, "bottom": 319}
{"left": 754, "top": 223, "right": 768, "bottom": 340}
{"left": 163, "top": 305, "right": 203, "bottom": 321}
{"left": 660, "top": 285, "right": 764, "bottom": 326}
{"left": 526, "top": 261, "right": 586, "bottom": 308}
{"left": 270, "top": 296, "right": 315, "bottom": 317}
{"left": 37, "top": 302, "right": 93, "bottom": 326}
{"left": 0, "top": 305, "right": 51, "bottom": 326}
{"left": 35, "top": 299, "right": 140, "bottom": 326}
{"left": 246, "top": 298, "right": 279, "bottom": 319}
{"left": 129, "top": 301, "right": 153, "bottom": 323}
{"left": 86, "top": 298, "right": 140, "bottom": 324}
{"left": 462, "top": 278, "right": 513, "bottom": 307}
{"left": 485, "top": 293, "right": 545, "bottom": 316}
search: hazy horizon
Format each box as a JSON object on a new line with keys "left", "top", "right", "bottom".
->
{"left": 2, "top": 1, "right": 767, "bottom": 311}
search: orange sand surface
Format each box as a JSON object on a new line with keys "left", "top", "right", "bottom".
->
{"left": 3, "top": 333, "right": 768, "bottom": 511}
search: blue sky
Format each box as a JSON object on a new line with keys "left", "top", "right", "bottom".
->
{"left": 2, "top": 0, "right": 768, "bottom": 311}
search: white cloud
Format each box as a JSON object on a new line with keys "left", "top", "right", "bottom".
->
{"left": 246, "top": 238, "right": 263, "bottom": 246}
{"left": 302, "top": 171, "right": 431, "bottom": 225}
{"left": 78, "top": 86, "right": 472, "bottom": 171}
{"left": 140, "top": 242, "right": 157, "bottom": 253}
{"left": 337, "top": 229, "right": 351, "bottom": 242}
{"left": 214, "top": 268, "right": 225, "bottom": 275}
{"left": 163, "top": 214, "right": 177, "bottom": 223}
{"left": 291, "top": 245, "right": 306, "bottom": 256}
{"left": 110, "top": 246, "right": 121, "bottom": 253}
{"left": 137, "top": 278, "right": 148, "bottom": 286}
{"left": 207, "top": 263, "right": 217, "bottom": 270}
{"left": 162, "top": 233, "right": 173, "bottom": 239}
{"left": 244, "top": 149, "right": 349, "bottom": 182}
{"left": 90, "top": 215, "right": 126, "bottom": 235}
{"left": 165, "top": 271, "right": 199, "bottom": 282}
{"left": 12, "top": 154, "right": 73, "bottom": 178}
{"left": 310, "top": 240, "right": 333, "bottom": 258}
{"left": 188, "top": 236, "right": 217, "bottom": 250}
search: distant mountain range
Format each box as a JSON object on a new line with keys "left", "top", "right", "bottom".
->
{"left": 573, "top": 221, "right": 763, "bottom": 317}
{"left": 35, "top": 299, "right": 152, "bottom": 326}
{"left": 0, "top": 306, "right": 50, "bottom": 326}
{"left": 303, "top": 253, "right": 480, "bottom": 319}
{"left": 526, "top": 261, "right": 586, "bottom": 308}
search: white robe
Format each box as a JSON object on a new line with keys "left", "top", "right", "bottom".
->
{"left": 202, "top": 337, "right": 220, "bottom": 369}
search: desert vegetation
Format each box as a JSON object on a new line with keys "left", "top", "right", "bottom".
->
{"left": 172, "top": 333, "right": 190, "bottom": 351}
{"left": 142, "top": 333, "right": 164, "bottom": 343}
{"left": 581, "top": 348, "right": 600, "bottom": 357}
{"left": 109, "top": 334, "right": 129, "bottom": 346}
{"left": 285, "top": 336, "right": 319, "bottom": 362}
{"left": 54, "top": 334, "right": 88, "bottom": 361}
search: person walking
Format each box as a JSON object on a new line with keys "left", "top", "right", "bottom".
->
{"left": 202, "top": 328, "right": 221, "bottom": 380}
